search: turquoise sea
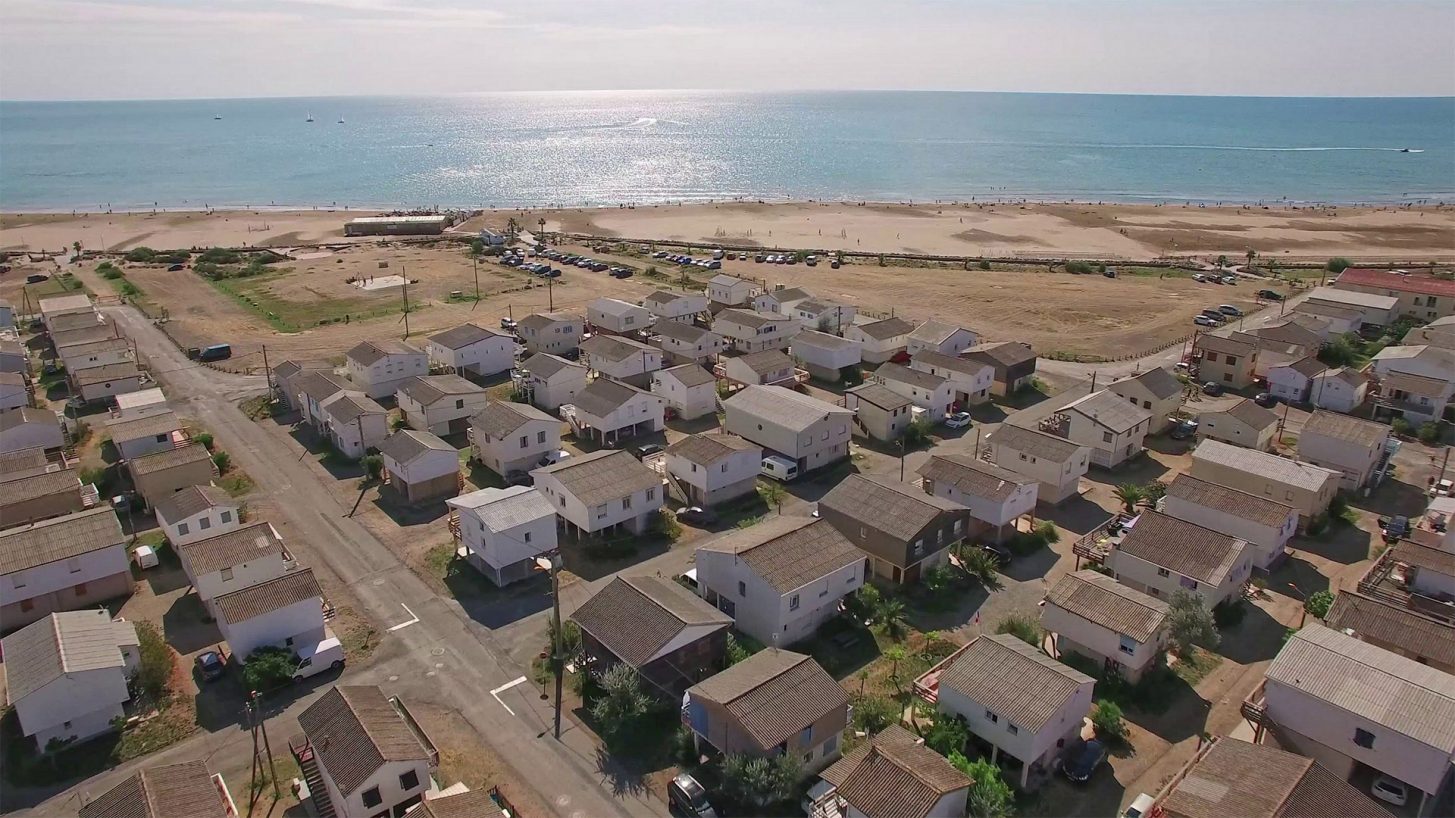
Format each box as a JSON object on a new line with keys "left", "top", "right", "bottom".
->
{"left": 1, "top": 91, "right": 1451, "bottom": 211}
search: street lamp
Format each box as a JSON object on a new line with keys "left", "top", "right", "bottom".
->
{"left": 535, "top": 551, "right": 564, "bottom": 740}
{"left": 1286, "top": 581, "right": 1307, "bottom": 627}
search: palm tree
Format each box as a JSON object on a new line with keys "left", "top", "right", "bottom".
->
{"left": 1245, "top": 248, "right": 1256, "bottom": 270}
{"left": 757, "top": 481, "right": 786, "bottom": 514}
{"left": 876, "top": 597, "right": 909, "bottom": 641}
{"left": 883, "top": 645, "right": 907, "bottom": 696}
{"left": 1112, "top": 483, "right": 1146, "bottom": 514}
{"left": 957, "top": 546, "right": 1004, "bottom": 592}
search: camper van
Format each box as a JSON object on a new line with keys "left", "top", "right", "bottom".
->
{"left": 760, "top": 455, "right": 799, "bottom": 482}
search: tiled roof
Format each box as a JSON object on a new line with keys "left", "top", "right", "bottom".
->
{"left": 470, "top": 399, "right": 557, "bottom": 440}
{"left": 1390, "top": 538, "right": 1455, "bottom": 577}
{"left": 0, "top": 406, "right": 59, "bottom": 432}
{"left": 1163, "top": 474, "right": 1295, "bottom": 527}
{"left": 697, "top": 516, "right": 862, "bottom": 594}
{"left": 572, "top": 377, "right": 651, "bottom": 418}
{"left": 937, "top": 634, "right": 1093, "bottom": 732}
{"left": 1192, "top": 440, "right": 1340, "bottom": 493}
{"left": 0, "top": 468, "right": 79, "bottom": 505}
{"left": 295, "top": 371, "right": 352, "bottom": 404}
{"left": 758, "top": 287, "right": 813, "bottom": 305}
{"left": 1283, "top": 357, "right": 1328, "bottom": 379}
{"left": 1306, "top": 285, "right": 1400, "bottom": 311}
{"left": 709, "top": 273, "right": 755, "bottom": 289}
{"left": 1266, "top": 623, "right": 1455, "bottom": 751}
{"left": 820, "top": 725, "right": 970, "bottom": 818}
{"left": 644, "top": 289, "right": 693, "bottom": 306}
{"left": 846, "top": 383, "right": 912, "bottom": 411}
{"left": 414, "top": 790, "right": 508, "bottom": 818}
{"left": 1254, "top": 321, "right": 1322, "bottom": 349}
{"left": 346, "top": 339, "right": 424, "bottom": 366}
{"left": 688, "top": 650, "right": 847, "bottom": 752}
{"left": 908, "top": 320, "right": 969, "bottom": 345}
{"left": 534, "top": 449, "right": 660, "bottom": 507}
{"left": 154, "top": 484, "right": 237, "bottom": 523}
{"left": 520, "top": 353, "right": 583, "bottom": 380}
{"left": 793, "top": 330, "right": 859, "bottom": 352}
{"left": 1300, "top": 410, "right": 1389, "bottom": 448}
{"left": 299, "top": 686, "right": 431, "bottom": 796}
{"left": 1197, "top": 333, "right": 1257, "bottom": 356}
{"left": 1218, "top": 398, "right": 1278, "bottom": 431}
{"left": 1044, "top": 570, "right": 1169, "bottom": 643}
{"left": 666, "top": 433, "right": 760, "bottom": 466}
{"left": 378, "top": 429, "right": 456, "bottom": 466}
{"left": 56, "top": 336, "right": 130, "bottom": 358}
{"left": 724, "top": 385, "right": 851, "bottom": 432}
{"left": 656, "top": 363, "right": 716, "bottom": 388}
{"left": 1162, "top": 737, "right": 1392, "bottom": 818}
{"left": 104, "top": 409, "right": 181, "bottom": 443}
{"left": 397, "top": 374, "right": 482, "bottom": 405}
{"left": 2, "top": 610, "right": 138, "bottom": 701}
{"left": 428, "top": 322, "right": 509, "bottom": 350}
{"left": 1111, "top": 367, "right": 1182, "bottom": 401}
{"left": 581, "top": 333, "right": 657, "bottom": 364}
{"left": 179, "top": 522, "right": 286, "bottom": 576}
{"left": 48, "top": 312, "right": 107, "bottom": 334}
{"left": 0, "top": 507, "right": 124, "bottom": 574}
{"left": 570, "top": 575, "right": 732, "bottom": 667}
{"left": 49, "top": 323, "right": 115, "bottom": 348}
{"left": 129, "top": 442, "right": 212, "bottom": 477}
{"left": 448, "top": 486, "right": 555, "bottom": 531}
{"left": 1336, "top": 268, "right": 1455, "bottom": 298}
{"left": 1114, "top": 511, "right": 1249, "bottom": 585}
{"left": 1381, "top": 369, "right": 1450, "bottom": 395}
{"left": 0, "top": 447, "right": 49, "bottom": 475}
{"left": 72, "top": 362, "right": 141, "bottom": 386}
{"left": 716, "top": 308, "right": 793, "bottom": 330}
{"left": 916, "top": 454, "right": 1031, "bottom": 503}
{"left": 875, "top": 362, "right": 947, "bottom": 391}
{"left": 854, "top": 316, "right": 917, "bottom": 341}
{"left": 213, "top": 567, "right": 321, "bottom": 625}
{"left": 321, "top": 391, "right": 387, "bottom": 423}
{"left": 652, "top": 321, "right": 715, "bottom": 344}
{"left": 989, "top": 423, "right": 1084, "bottom": 462}
{"left": 820, "top": 473, "right": 965, "bottom": 543}
{"left": 78, "top": 761, "right": 229, "bottom": 818}
{"left": 734, "top": 349, "right": 795, "bottom": 376}
{"left": 1062, "top": 389, "right": 1152, "bottom": 433}
{"left": 39, "top": 293, "right": 93, "bottom": 314}
{"left": 1325, "top": 591, "right": 1455, "bottom": 669}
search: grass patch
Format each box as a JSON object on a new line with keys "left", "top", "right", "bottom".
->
{"left": 218, "top": 471, "right": 255, "bottom": 497}
{"left": 22, "top": 272, "right": 90, "bottom": 299}
{"left": 332, "top": 605, "right": 382, "bottom": 662}
{"left": 1170, "top": 647, "right": 1223, "bottom": 686}
{"left": 209, "top": 269, "right": 421, "bottom": 332}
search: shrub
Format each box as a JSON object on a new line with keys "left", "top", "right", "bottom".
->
{"left": 850, "top": 695, "right": 899, "bottom": 734}
{"left": 242, "top": 646, "right": 297, "bottom": 692}
{"left": 996, "top": 613, "right": 1044, "bottom": 648}
{"left": 721, "top": 752, "right": 800, "bottom": 808}
{"left": 922, "top": 563, "right": 957, "bottom": 595}
{"left": 1092, "top": 700, "right": 1128, "bottom": 742}
{"left": 725, "top": 633, "right": 753, "bottom": 666}
{"left": 1304, "top": 590, "right": 1334, "bottom": 619}
{"left": 192, "top": 432, "right": 214, "bottom": 451}
{"left": 1213, "top": 600, "right": 1247, "bottom": 629}
{"left": 978, "top": 259, "right": 991, "bottom": 271}
{"left": 1418, "top": 421, "right": 1442, "bottom": 445}
{"left": 1033, "top": 520, "right": 1059, "bottom": 543}
{"left": 1325, "top": 257, "right": 1351, "bottom": 274}
{"left": 119, "top": 281, "right": 141, "bottom": 297}
{"left": 124, "top": 247, "right": 157, "bottom": 263}
{"left": 197, "top": 248, "right": 242, "bottom": 265}
{"left": 589, "top": 664, "right": 652, "bottom": 747}
{"left": 653, "top": 507, "right": 682, "bottom": 542}
{"left": 1167, "top": 590, "right": 1219, "bottom": 656}
{"left": 1065, "top": 260, "right": 1095, "bottom": 275}
{"left": 1391, "top": 417, "right": 1412, "bottom": 437}
{"left": 901, "top": 418, "right": 934, "bottom": 448}
{"left": 211, "top": 451, "right": 231, "bottom": 473}
{"left": 132, "top": 621, "right": 173, "bottom": 703}
{"left": 948, "top": 753, "right": 1015, "bottom": 818}
{"left": 360, "top": 454, "right": 383, "bottom": 479}
{"left": 922, "top": 711, "right": 969, "bottom": 757}
{"left": 1112, "top": 483, "right": 1146, "bottom": 514}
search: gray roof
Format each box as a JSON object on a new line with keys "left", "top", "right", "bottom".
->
{"left": 846, "top": 383, "right": 912, "bottom": 411}
{"left": 470, "top": 400, "right": 557, "bottom": 440}
{"left": 580, "top": 333, "right": 657, "bottom": 363}
{"left": 78, "top": 760, "right": 229, "bottom": 818}
{"left": 960, "top": 341, "right": 1037, "bottom": 370}
{"left": 709, "top": 273, "right": 756, "bottom": 289}
{"left": 1044, "top": 570, "right": 1169, "bottom": 643}
{"left": 697, "top": 516, "right": 862, "bottom": 594}
{"left": 644, "top": 289, "right": 697, "bottom": 306}
{"left": 874, "top": 362, "right": 947, "bottom": 391}
{"left": 521, "top": 353, "right": 584, "bottom": 380}
{"left": 908, "top": 320, "right": 971, "bottom": 345}
{"left": 1062, "top": 389, "right": 1152, "bottom": 433}
{"left": 151, "top": 484, "right": 237, "bottom": 524}
{"left": 1267, "top": 623, "right": 1455, "bottom": 751}
{"left": 820, "top": 474, "right": 966, "bottom": 543}
{"left": 820, "top": 724, "right": 971, "bottom": 818}
{"left": 1325, "top": 591, "right": 1455, "bottom": 670}
{"left": 518, "top": 312, "right": 582, "bottom": 331}
{"left": 793, "top": 330, "right": 859, "bottom": 351}
{"left": 757, "top": 287, "right": 813, "bottom": 305}
{"left": 533, "top": 449, "right": 660, "bottom": 507}
{"left": 1115, "top": 511, "right": 1249, "bottom": 585}
{"left": 128, "top": 442, "right": 213, "bottom": 476}
{"left": 48, "top": 311, "right": 107, "bottom": 334}
{"left": 0, "top": 468, "right": 80, "bottom": 505}
{"left": 377, "top": 429, "right": 456, "bottom": 466}
{"left": 448, "top": 486, "right": 555, "bottom": 531}
{"left": 1283, "top": 357, "right": 1329, "bottom": 379}
{"left": 49, "top": 323, "right": 114, "bottom": 348}
{"left": 295, "top": 371, "right": 352, "bottom": 404}
{"left": 56, "top": 336, "right": 130, "bottom": 358}
{"left": 1164, "top": 474, "right": 1295, "bottom": 527}
{"left": 653, "top": 321, "right": 716, "bottom": 344}
{"left": 1211, "top": 398, "right": 1278, "bottom": 431}
{"left": 938, "top": 634, "right": 1093, "bottom": 732}
{"left": 179, "top": 521, "right": 286, "bottom": 576}
{"left": 213, "top": 567, "right": 322, "bottom": 625}
{"left": 688, "top": 650, "right": 847, "bottom": 752}
{"left": 1300, "top": 410, "right": 1389, "bottom": 448}
{"left": 104, "top": 409, "right": 182, "bottom": 443}
{"left": 716, "top": 308, "right": 792, "bottom": 330}
{"left": 2, "top": 610, "right": 138, "bottom": 702}
{"left": 724, "top": 385, "right": 851, "bottom": 432}
{"left": 1112, "top": 367, "right": 1182, "bottom": 401}
{"left": 1307, "top": 285, "right": 1400, "bottom": 311}
{"left": 916, "top": 454, "right": 1031, "bottom": 502}
{"left": 589, "top": 297, "right": 647, "bottom": 317}
{"left": 1198, "top": 333, "right": 1257, "bottom": 356}
{"left": 427, "top": 322, "right": 509, "bottom": 350}
{"left": 321, "top": 391, "right": 387, "bottom": 423}
{"left": 0, "top": 447, "right": 49, "bottom": 475}
{"left": 989, "top": 423, "right": 1084, "bottom": 462}
{"left": 734, "top": 349, "right": 795, "bottom": 376}
{"left": 1192, "top": 440, "right": 1340, "bottom": 493}
{"left": 0, "top": 507, "right": 125, "bottom": 574}
{"left": 72, "top": 362, "right": 141, "bottom": 386}
{"left": 414, "top": 790, "right": 508, "bottom": 818}
{"left": 1389, "top": 539, "right": 1455, "bottom": 578}
{"left": 854, "top": 316, "right": 917, "bottom": 341}
{"left": 572, "top": 377, "right": 650, "bottom": 417}
{"left": 346, "top": 339, "right": 424, "bottom": 366}
{"left": 299, "top": 685, "right": 432, "bottom": 796}
{"left": 272, "top": 358, "right": 333, "bottom": 381}
{"left": 666, "top": 433, "right": 760, "bottom": 467}
{"left": 1162, "top": 737, "right": 1394, "bottom": 818}
{"left": 910, "top": 350, "right": 990, "bottom": 378}
{"left": 657, "top": 363, "right": 716, "bottom": 388}
{"left": 570, "top": 575, "right": 732, "bottom": 667}
{"left": 397, "top": 374, "right": 483, "bottom": 405}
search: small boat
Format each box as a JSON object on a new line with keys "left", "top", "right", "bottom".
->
{"left": 213, "top": 115, "right": 222, "bottom": 120}
{"left": 306, "top": 113, "right": 315, "bottom": 122}
{"left": 1400, "top": 147, "right": 1411, "bottom": 153}
{"left": 337, "top": 117, "right": 345, "bottom": 124}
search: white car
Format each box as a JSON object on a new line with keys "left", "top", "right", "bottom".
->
{"left": 1194, "top": 315, "right": 1218, "bottom": 327}
{"left": 1370, "top": 775, "right": 1408, "bottom": 807}
{"left": 945, "top": 412, "right": 973, "bottom": 429}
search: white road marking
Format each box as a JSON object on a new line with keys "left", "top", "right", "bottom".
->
{"left": 387, "top": 603, "right": 420, "bottom": 632}
{"left": 490, "top": 675, "right": 529, "bottom": 716}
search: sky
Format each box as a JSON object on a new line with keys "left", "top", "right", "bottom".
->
{"left": 2, "top": 0, "right": 1453, "bottom": 100}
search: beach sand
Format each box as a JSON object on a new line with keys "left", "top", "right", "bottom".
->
{"left": 4, "top": 201, "right": 1453, "bottom": 262}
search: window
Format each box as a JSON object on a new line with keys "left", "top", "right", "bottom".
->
{"left": 738, "top": 580, "right": 747, "bottom": 597}
{"left": 1019, "top": 452, "right": 1027, "bottom": 461}
{"left": 220, "top": 510, "right": 232, "bottom": 523}
{"left": 63, "top": 720, "right": 72, "bottom": 730}
{"left": 953, "top": 520, "right": 963, "bottom": 534}
{"left": 524, "top": 531, "right": 532, "bottom": 543}
{"left": 20, "top": 598, "right": 33, "bottom": 612}
{"left": 1142, "top": 400, "right": 1151, "bottom": 409}
{"left": 789, "top": 594, "right": 800, "bottom": 611}
{"left": 399, "top": 769, "right": 420, "bottom": 790}
{"left": 67, "top": 558, "right": 81, "bottom": 574}
{"left": 721, "top": 464, "right": 728, "bottom": 473}
{"left": 1354, "top": 728, "right": 1375, "bottom": 749}
{"left": 537, "top": 430, "right": 547, "bottom": 444}
{"left": 1102, "top": 431, "right": 1113, "bottom": 443}
{"left": 1156, "top": 567, "right": 1170, "bottom": 577}
{"left": 362, "top": 787, "right": 383, "bottom": 808}
{"left": 200, "top": 517, "right": 212, "bottom": 530}
{"left": 1008, "top": 724, "right": 1019, "bottom": 735}
{"left": 221, "top": 567, "right": 234, "bottom": 582}
{"left": 1119, "top": 634, "right": 1138, "bottom": 655}
{"left": 824, "top": 734, "right": 838, "bottom": 755}
{"left": 519, "top": 435, "right": 528, "bottom": 448}
{"left": 177, "top": 522, "right": 189, "bottom": 535}
{"left": 155, "top": 433, "right": 167, "bottom": 443}
{"left": 985, "top": 710, "right": 999, "bottom": 724}
{"left": 456, "top": 399, "right": 465, "bottom": 410}
{"left": 73, "top": 582, "right": 87, "bottom": 596}
{"left": 595, "top": 504, "right": 607, "bottom": 518}
{"left": 285, "top": 636, "right": 294, "bottom": 647}
{"left": 912, "top": 540, "right": 924, "bottom": 557}
{"left": 691, "top": 463, "right": 698, "bottom": 473}
{"left": 800, "top": 724, "right": 813, "bottom": 745}
{"left": 622, "top": 496, "right": 632, "bottom": 510}
{"left": 12, "top": 571, "right": 25, "bottom": 588}
{"left": 647, "top": 488, "right": 656, "bottom": 502}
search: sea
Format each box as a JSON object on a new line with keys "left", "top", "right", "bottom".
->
{"left": 1, "top": 91, "right": 1452, "bottom": 211}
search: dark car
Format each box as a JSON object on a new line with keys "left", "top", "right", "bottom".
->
{"left": 668, "top": 773, "right": 717, "bottom": 818}
{"left": 167, "top": 263, "right": 185, "bottom": 272}
{"left": 194, "top": 650, "right": 226, "bottom": 682}
{"left": 25, "top": 273, "right": 49, "bottom": 284}
{"left": 1258, "top": 289, "right": 1284, "bottom": 301}
{"left": 676, "top": 506, "right": 719, "bottom": 526}
{"left": 978, "top": 542, "right": 1012, "bottom": 567}
{"left": 1064, "top": 740, "right": 1106, "bottom": 783}
{"left": 1201, "top": 381, "right": 1223, "bottom": 396}
{"left": 611, "top": 269, "right": 634, "bottom": 279}
{"left": 631, "top": 443, "right": 664, "bottom": 460}
{"left": 1254, "top": 392, "right": 1278, "bottom": 408}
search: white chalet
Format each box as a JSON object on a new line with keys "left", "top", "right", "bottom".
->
{"left": 345, "top": 340, "right": 428, "bottom": 400}
{"left": 1105, "top": 511, "right": 1252, "bottom": 608}
{"left": 987, "top": 424, "right": 1090, "bottom": 505}
{"left": 642, "top": 290, "right": 710, "bottom": 324}
{"left": 213, "top": 567, "right": 325, "bottom": 660}
{"left": 873, "top": 362, "right": 954, "bottom": 422}
{"left": 722, "top": 385, "right": 853, "bottom": 472}
{"left": 531, "top": 450, "right": 664, "bottom": 537}
{"left": 177, "top": 521, "right": 294, "bottom": 614}
{"left": 0, "top": 508, "right": 131, "bottom": 631}
{"left": 448, "top": 486, "right": 557, "bottom": 586}
{"left": 905, "top": 320, "right": 978, "bottom": 357}
{"left": 707, "top": 274, "right": 760, "bottom": 307}
{"left": 154, "top": 485, "right": 242, "bottom": 547}
{"left": 1159, "top": 475, "right": 1296, "bottom": 571}
{"left": 917, "top": 454, "right": 1037, "bottom": 543}
{"left": 587, "top": 297, "right": 653, "bottom": 335}
{"left": 651, "top": 321, "right": 724, "bottom": 365}
{"left": 566, "top": 378, "right": 664, "bottom": 447}
{"left": 846, "top": 317, "right": 917, "bottom": 364}
{"left": 908, "top": 351, "right": 993, "bottom": 407}
{"left": 664, "top": 433, "right": 763, "bottom": 507}
{"left": 1042, "top": 570, "right": 1169, "bottom": 683}
{"left": 579, "top": 334, "right": 662, "bottom": 387}
{"left": 516, "top": 312, "right": 584, "bottom": 356}
{"left": 395, "top": 374, "right": 488, "bottom": 436}
{"left": 468, "top": 400, "right": 562, "bottom": 479}
{"left": 2, "top": 610, "right": 139, "bottom": 747}
{"left": 791, "top": 330, "right": 862, "bottom": 381}
{"left": 713, "top": 309, "right": 800, "bottom": 353}
{"left": 424, "top": 323, "right": 516, "bottom": 377}
{"left": 753, "top": 287, "right": 814, "bottom": 314}
{"left": 516, "top": 353, "right": 587, "bottom": 411}
{"left": 651, "top": 364, "right": 718, "bottom": 421}
{"left": 298, "top": 686, "right": 438, "bottom": 818}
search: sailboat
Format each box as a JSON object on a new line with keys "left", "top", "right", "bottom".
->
{"left": 337, "top": 117, "right": 345, "bottom": 124}
{"left": 306, "top": 113, "right": 315, "bottom": 122}
{"left": 213, "top": 115, "right": 222, "bottom": 120}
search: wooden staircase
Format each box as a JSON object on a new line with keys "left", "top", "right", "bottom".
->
{"left": 289, "top": 737, "right": 338, "bottom": 818}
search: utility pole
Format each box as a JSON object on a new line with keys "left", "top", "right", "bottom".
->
{"left": 401, "top": 267, "right": 411, "bottom": 338}
{"left": 246, "top": 697, "right": 261, "bottom": 811}
{"left": 547, "top": 276, "right": 554, "bottom": 313}
{"left": 253, "top": 691, "right": 280, "bottom": 799}
{"left": 262, "top": 344, "right": 273, "bottom": 395}
{"left": 473, "top": 258, "right": 480, "bottom": 302}
{"left": 537, "top": 552, "right": 564, "bottom": 740}
{"left": 898, "top": 438, "right": 906, "bottom": 481}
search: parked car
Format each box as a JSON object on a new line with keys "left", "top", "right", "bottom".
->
{"left": 978, "top": 542, "right": 1012, "bottom": 567}
{"left": 1123, "top": 794, "right": 1156, "bottom": 818}
{"left": 676, "top": 506, "right": 718, "bottom": 525}
{"left": 1218, "top": 304, "right": 1243, "bottom": 316}
{"left": 1064, "top": 740, "right": 1106, "bottom": 783}
{"left": 500, "top": 318, "right": 518, "bottom": 329}
{"left": 1170, "top": 419, "right": 1199, "bottom": 440}
{"left": 1201, "top": 381, "right": 1223, "bottom": 396}
{"left": 668, "top": 773, "right": 717, "bottom": 818}
{"left": 630, "top": 443, "right": 664, "bottom": 460}
{"left": 761, "top": 455, "right": 799, "bottom": 482}
{"left": 1194, "top": 315, "right": 1219, "bottom": 327}
{"left": 1370, "top": 775, "right": 1409, "bottom": 807}
{"left": 292, "top": 637, "right": 345, "bottom": 682}
{"left": 1381, "top": 515, "right": 1409, "bottom": 542}
{"left": 1192, "top": 273, "right": 1207, "bottom": 282}
{"left": 1221, "top": 275, "right": 1237, "bottom": 285}
{"left": 945, "top": 411, "right": 973, "bottom": 429}
{"left": 194, "top": 650, "right": 226, "bottom": 682}
{"left": 1254, "top": 392, "right": 1278, "bottom": 408}
{"left": 1257, "top": 289, "right": 1284, "bottom": 301}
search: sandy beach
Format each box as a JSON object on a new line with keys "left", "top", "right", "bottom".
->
{"left": 4, "top": 201, "right": 1453, "bottom": 262}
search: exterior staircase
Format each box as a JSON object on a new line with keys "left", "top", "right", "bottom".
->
{"left": 559, "top": 404, "right": 587, "bottom": 438}
{"left": 289, "top": 736, "right": 338, "bottom": 818}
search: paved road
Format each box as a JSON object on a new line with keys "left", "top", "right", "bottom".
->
{"left": 21, "top": 300, "right": 664, "bottom": 818}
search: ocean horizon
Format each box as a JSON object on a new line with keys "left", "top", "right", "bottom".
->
{"left": 2, "top": 90, "right": 1452, "bottom": 211}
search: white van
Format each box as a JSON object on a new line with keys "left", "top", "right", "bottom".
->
{"left": 293, "top": 637, "right": 345, "bottom": 682}
{"left": 761, "top": 455, "right": 799, "bottom": 482}
{"left": 712, "top": 248, "right": 725, "bottom": 260}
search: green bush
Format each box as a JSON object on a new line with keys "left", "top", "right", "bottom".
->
{"left": 653, "top": 507, "right": 682, "bottom": 542}
{"left": 995, "top": 613, "right": 1044, "bottom": 648}
{"left": 193, "top": 432, "right": 214, "bottom": 451}
{"left": 211, "top": 451, "right": 231, "bottom": 473}
{"left": 124, "top": 247, "right": 157, "bottom": 263}
{"left": 1417, "top": 422, "right": 1442, "bottom": 445}
{"left": 1092, "top": 700, "right": 1128, "bottom": 742}
{"left": 1167, "top": 590, "right": 1220, "bottom": 656}
{"left": 901, "top": 418, "right": 934, "bottom": 448}
{"left": 1391, "top": 417, "right": 1412, "bottom": 437}
{"left": 850, "top": 695, "right": 899, "bottom": 734}
{"left": 978, "top": 259, "right": 991, "bottom": 271}
{"left": 197, "top": 248, "right": 242, "bottom": 265}
{"left": 241, "top": 646, "right": 297, "bottom": 692}
{"left": 360, "top": 454, "right": 383, "bottom": 479}
{"left": 948, "top": 753, "right": 1015, "bottom": 818}
{"left": 721, "top": 752, "right": 800, "bottom": 808}
{"left": 922, "top": 711, "right": 969, "bottom": 757}
{"left": 1325, "top": 257, "right": 1351, "bottom": 274}
{"left": 132, "top": 622, "right": 173, "bottom": 702}
{"left": 119, "top": 281, "right": 141, "bottom": 297}
{"left": 1065, "top": 260, "right": 1095, "bottom": 275}
{"left": 589, "top": 664, "right": 652, "bottom": 748}
{"left": 1213, "top": 599, "right": 1246, "bottom": 629}
{"left": 1304, "top": 590, "right": 1334, "bottom": 619}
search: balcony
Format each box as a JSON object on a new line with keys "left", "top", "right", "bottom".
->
{"left": 1240, "top": 680, "right": 1269, "bottom": 727}
{"left": 912, "top": 641, "right": 974, "bottom": 704}
{"left": 1071, "top": 512, "right": 1135, "bottom": 566}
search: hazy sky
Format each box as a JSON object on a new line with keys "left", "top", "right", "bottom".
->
{"left": 2, "top": 0, "right": 1453, "bottom": 100}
